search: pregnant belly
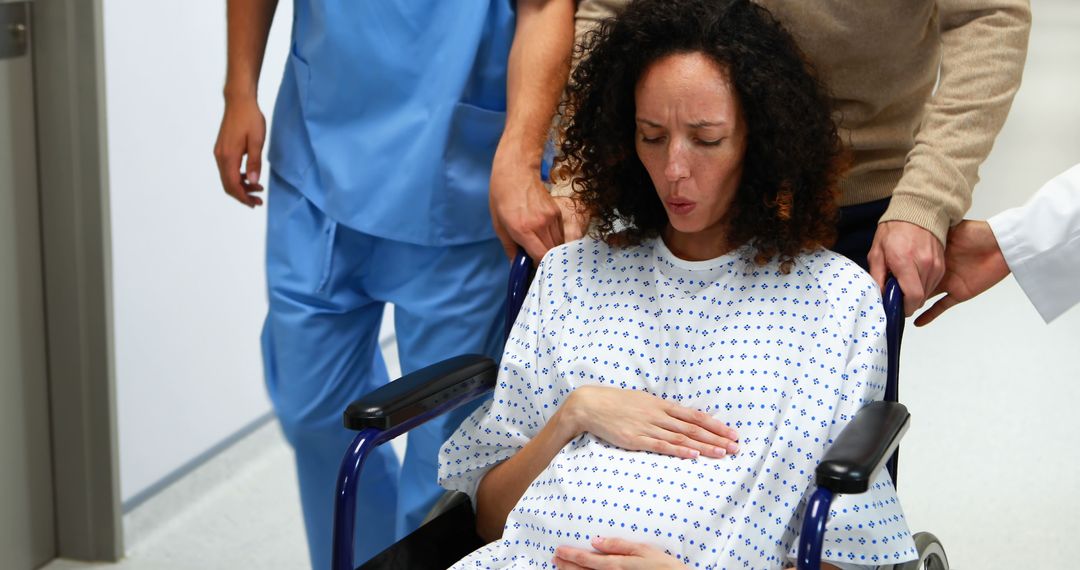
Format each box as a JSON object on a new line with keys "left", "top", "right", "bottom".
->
{"left": 503, "top": 436, "right": 761, "bottom": 564}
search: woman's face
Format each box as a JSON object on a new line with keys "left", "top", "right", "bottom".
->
{"left": 634, "top": 51, "right": 748, "bottom": 259}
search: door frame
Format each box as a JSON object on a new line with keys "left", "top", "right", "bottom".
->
{"left": 32, "top": 0, "right": 122, "bottom": 560}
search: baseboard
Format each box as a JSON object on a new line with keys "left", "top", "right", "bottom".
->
{"left": 121, "top": 413, "right": 281, "bottom": 549}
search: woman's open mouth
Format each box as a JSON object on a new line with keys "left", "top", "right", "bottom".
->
{"left": 666, "top": 199, "right": 696, "bottom": 215}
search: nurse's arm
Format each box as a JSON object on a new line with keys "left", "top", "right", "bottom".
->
{"left": 489, "top": 0, "right": 577, "bottom": 261}
{"left": 213, "top": 0, "right": 279, "bottom": 208}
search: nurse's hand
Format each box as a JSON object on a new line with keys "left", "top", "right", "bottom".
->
{"left": 490, "top": 154, "right": 566, "bottom": 261}
{"left": 553, "top": 537, "right": 688, "bottom": 569}
{"left": 214, "top": 96, "right": 266, "bottom": 208}
{"left": 564, "top": 386, "right": 739, "bottom": 459}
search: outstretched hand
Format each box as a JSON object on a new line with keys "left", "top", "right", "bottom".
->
{"left": 867, "top": 221, "right": 945, "bottom": 316}
{"left": 565, "top": 386, "right": 739, "bottom": 460}
{"left": 914, "top": 220, "right": 1010, "bottom": 326}
{"left": 554, "top": 536, "right": 688, "bottom": 570}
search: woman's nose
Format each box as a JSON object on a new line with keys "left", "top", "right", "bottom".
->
{"left": 664, "top": 144, "right": 690, "bottom": 182}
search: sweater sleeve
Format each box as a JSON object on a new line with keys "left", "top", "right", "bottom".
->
{"left": 880, "top": 0, "right": 1031, "bottom": 243}
{"left": 988, "top": 163, "right": 1080, "bottom": 323}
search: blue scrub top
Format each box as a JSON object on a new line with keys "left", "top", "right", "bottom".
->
{"left": 268, "top": 0, "right": 515, "bottom": 246}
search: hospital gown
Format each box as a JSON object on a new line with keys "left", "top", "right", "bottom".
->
{"left": 438, "top": 237, "right": 918, "bottom": 569}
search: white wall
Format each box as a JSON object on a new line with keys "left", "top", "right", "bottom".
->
{"left": 899, "top": 4, "right": 1080, "bottom": 567}
{"left": 102, "top": 0, "right": 294, "bottom": 503}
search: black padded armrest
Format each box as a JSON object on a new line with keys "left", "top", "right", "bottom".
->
{"left": 343, "top": 354, "right": 497, "bottom": 431}
{"left": 815, "top": 401, "right": 910, "bottom": 494}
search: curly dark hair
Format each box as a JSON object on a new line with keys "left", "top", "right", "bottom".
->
{"left": 556, "top": 0, "right": 845, "bottom": 271}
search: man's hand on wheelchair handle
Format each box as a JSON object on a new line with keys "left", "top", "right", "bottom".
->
{"left": 564, "top": 386, "right": 739, "bottom": 460}
{"left": 868, "top": 220, "right": 946, "bottom": 317}
{"left": 490, "top": 153, "right": 567, "bottom": 262}
{"left": 213, "top": 95, "right": 266, "bottom": 208}
{"left": 553, "top": 536, "right": 687, "bottom": 569}
{"left": 914, "top": 219, "right": 1010, "bottom": 326}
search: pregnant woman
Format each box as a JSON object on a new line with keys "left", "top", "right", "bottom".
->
{"left": 439, "top": 1, "right": 917, "bottom": 568}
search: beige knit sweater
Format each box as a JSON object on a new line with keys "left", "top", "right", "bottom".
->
{"left": 566, "top": 0, "right": 1031, "bottom": 244}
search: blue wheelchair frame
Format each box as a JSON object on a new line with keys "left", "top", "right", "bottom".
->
{"left": 331, "top": 252, "right": 910, "bottom": 570}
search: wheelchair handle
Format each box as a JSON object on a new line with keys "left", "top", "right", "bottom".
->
{"left": 882, "top": 276, "right": 904, "bottom": 486}
{"left": 506, "top": 247, "right": 535, "bottom": 341}
{"left": 882, "top": 277, "right": 903, "bottom": 405}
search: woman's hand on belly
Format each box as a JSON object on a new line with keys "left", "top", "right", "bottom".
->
{"left": 564, "top": 386, "right": 739, "bottom": 460}
{"left": 553, "top": 536, "right": 688, "bottom": 569}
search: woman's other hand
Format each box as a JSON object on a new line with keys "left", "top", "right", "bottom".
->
{"left": 553, "top": 536, "right": 688, "bottom": 569}
{"left": 564, "top": 386, "right": 738, "bottom": 459}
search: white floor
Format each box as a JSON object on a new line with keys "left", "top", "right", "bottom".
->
{"left": 43, "top": 420, "right": 308, "bottom": 570}
{"left": 44, "top": 2, "right": 1080, "bottom": 569}
{"left": 896, "top": 2, "right": 1080, "bottom": 567}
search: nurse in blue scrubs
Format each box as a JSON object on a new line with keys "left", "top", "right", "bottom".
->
{"left": 212, "top": 1, "right": 577, "bottom": 567}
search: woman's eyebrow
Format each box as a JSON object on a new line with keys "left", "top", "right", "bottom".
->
{"left": 634, "top": 118, "right": 728, "bottom": 128}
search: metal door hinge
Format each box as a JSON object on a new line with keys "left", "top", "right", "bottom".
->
{"left": 1, "top": 3, "right": 30, "bottom": 60}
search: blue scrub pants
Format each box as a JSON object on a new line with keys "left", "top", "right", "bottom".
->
{"left": 262, "top": 171, "right": 507, "bottom": 569}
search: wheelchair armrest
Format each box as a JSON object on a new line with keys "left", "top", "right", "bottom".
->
{"left": 343, "top": 354, "right": 498, "bottom": 431}
{"left": 815, "top": 401, "right": 910, "bottom": 494}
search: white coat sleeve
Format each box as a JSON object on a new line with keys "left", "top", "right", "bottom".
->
{"left": 988, "top": 163, "right": 1080, "bottom": 323}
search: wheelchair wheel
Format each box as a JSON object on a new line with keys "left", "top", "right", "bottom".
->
{"left": 892, "top": 532, "right": 949, "bottom": 570}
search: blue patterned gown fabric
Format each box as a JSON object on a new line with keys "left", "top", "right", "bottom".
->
{"left": 439, "top": 237, "right": 918, "bottom": 569}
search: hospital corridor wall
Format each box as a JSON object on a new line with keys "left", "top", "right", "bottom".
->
{"left": 99, "top": 0, "right": 294, "bottom": 510}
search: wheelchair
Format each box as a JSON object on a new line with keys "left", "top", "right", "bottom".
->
{"left": 330, "top": 251, "right": 950, "bottom": 570}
